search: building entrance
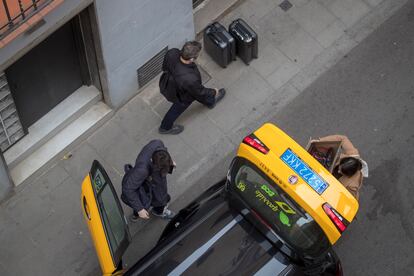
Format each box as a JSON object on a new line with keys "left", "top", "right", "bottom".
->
{"left": 5, "top": 19, "right": 85, "bottom": 131}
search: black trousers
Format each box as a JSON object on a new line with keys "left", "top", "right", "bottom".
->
{"left": 160, "top": 102, "right": 191, "bottom": 130}
{"left": 160, "top": 93, "right": 216, "bottom": 130}
{"left": 132, "top": 192, "right": 171, "bottom": 216}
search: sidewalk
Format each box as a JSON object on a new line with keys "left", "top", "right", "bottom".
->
{"left": 0, "top": 0, "right": 408, "bottom": 275}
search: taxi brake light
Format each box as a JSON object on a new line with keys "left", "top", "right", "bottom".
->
{"left": 242, "top": 134, "right": 269, "bottom": 154}
{"left": 323, "top": 203, "right": 348, "bottom": 233}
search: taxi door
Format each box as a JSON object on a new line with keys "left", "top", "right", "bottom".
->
{"left": 81, "top": 160, "right": 130, "bottom": 275}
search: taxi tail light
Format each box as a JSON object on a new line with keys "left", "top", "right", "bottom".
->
{"left": 322, "top": 203, "right": 349, "bottom": 233}
{"left": 242, "top": 134, "right": 269, "bottom": 154}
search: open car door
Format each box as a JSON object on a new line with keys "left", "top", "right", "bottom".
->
{"left": 81, "top": 160, "right": 130, "bottom": 275}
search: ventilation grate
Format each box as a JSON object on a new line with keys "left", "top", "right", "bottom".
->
{"left": 0, "top": 72, "right": 25, "bottom": 152}
{"left": 137, "top": 47, "right": 168, "bottom": 89}
{"left": 193, "top": 0, "right": 205, "bottom": 9}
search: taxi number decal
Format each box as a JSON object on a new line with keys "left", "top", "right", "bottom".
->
{"left": 93, "top": 169, "right": 106, "bottom": 194}
{"left": 280, "top": 148, "right": 328, "bottom": 194}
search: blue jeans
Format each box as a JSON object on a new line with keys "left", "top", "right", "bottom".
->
{"left": 160, "top": 102, "right": 191, "bottom": 130}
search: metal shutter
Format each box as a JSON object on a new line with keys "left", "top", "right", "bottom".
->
{"left": 0, "top": 72, "right": 25, "bottom": 152}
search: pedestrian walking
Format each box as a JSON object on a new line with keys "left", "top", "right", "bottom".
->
{"left": 159, "top": 40, "right": 226, "bottom": 135}
{"left": 317, "top": 135, "right": 368, "bottom": 200}
{"left": 121, "top": 140, "right": 176, "bottom": 221}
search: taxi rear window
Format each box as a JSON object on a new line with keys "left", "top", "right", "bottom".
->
{"left": 229, "top": 158, "right": 329, "bottom": 256}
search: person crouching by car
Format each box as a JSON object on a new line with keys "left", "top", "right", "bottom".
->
{"left": 318, "top": 135, "right": 369, "bottom": 200}
{"left": 121, "top": 140, "right": 176, "bottom": 221}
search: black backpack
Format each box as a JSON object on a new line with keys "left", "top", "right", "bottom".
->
{"left": 159, "top": 70, "right": 180, "bottom": 103}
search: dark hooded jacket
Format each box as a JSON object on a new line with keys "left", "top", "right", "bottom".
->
{"left": 121, "top": 140, "right": 170, "bottom": 212}
{"left": 162, "top": 48, "right": 215, "bottom": 105}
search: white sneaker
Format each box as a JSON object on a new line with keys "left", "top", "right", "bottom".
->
{"left": 152, "top": 208, "right": 176, "bottom": 220}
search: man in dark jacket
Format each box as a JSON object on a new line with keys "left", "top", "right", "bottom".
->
{"left": 159, "top": 41, "right": 226, "bottom": 135}
{"left": 121, "top": 140, "right": 176, "bottom": 221}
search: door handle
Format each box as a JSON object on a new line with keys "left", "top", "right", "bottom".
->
{"left": 83, "top": 196, "right": 91, "bottom": 220}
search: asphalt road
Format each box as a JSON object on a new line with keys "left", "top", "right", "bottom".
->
{"left": 266, "top": 2, "right": 414, "bottom": 275}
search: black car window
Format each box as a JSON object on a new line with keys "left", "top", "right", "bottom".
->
{"left": 230, "top": 158, "right": 330, "bottom": 256}
{"left": 93, "top": 168, "right": 128, "bottom": 259}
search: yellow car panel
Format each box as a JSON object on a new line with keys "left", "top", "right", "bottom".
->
{"left": 81, "top": 174, "right": 117, "bottom": 275}
{"left": 81, "top": 160, "right": 130, "bottom": 276}
{"left": 237, "top": 123, "right": 358, "bottom": 244}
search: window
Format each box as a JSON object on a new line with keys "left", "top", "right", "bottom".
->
{"left": 229, "top": 158, "right": 329, "bottom": 256}
{"left": 93, "top": 168, "right": 127, "bottom": 258}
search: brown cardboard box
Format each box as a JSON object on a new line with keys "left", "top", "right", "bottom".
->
{"left": 306, "top": 139, "right": 342, "bottom": 173}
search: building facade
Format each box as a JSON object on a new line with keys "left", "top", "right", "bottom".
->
{"left": 0, "top": 0, "right": 199, "bottom": 194}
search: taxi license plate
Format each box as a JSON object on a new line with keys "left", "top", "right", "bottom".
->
{"left": 280, "top": 148, "right": 329, "bottom": 194}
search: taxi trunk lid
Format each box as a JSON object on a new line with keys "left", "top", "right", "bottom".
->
{"left": 237, "top": 123, "right": 359, "bottom": 244}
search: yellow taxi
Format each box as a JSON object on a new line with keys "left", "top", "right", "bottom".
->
{"left": 234, "top": 123, "right": 359, "bottom": 245}
{"left": 81, "top": 123, "right": 357, "bottom": 275}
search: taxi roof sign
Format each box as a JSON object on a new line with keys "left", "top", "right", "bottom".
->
{"left": 236, "top": 123, "right": 359, "bottom": 244}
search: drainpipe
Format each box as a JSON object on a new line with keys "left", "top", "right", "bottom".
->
{"left": 0, "top": 151, "right": 13, "bottom": 203}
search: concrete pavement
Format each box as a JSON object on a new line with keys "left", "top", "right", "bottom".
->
{"left": 0, "top": 0, "right": 409, "bottom": 274}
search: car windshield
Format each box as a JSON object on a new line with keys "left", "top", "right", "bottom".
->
{"left": 229, "top": 159, "right": 330, "bottom": 256}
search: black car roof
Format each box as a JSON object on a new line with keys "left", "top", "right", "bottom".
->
{"left": 125, "top": 191, "right": 298, "bottom": 276}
